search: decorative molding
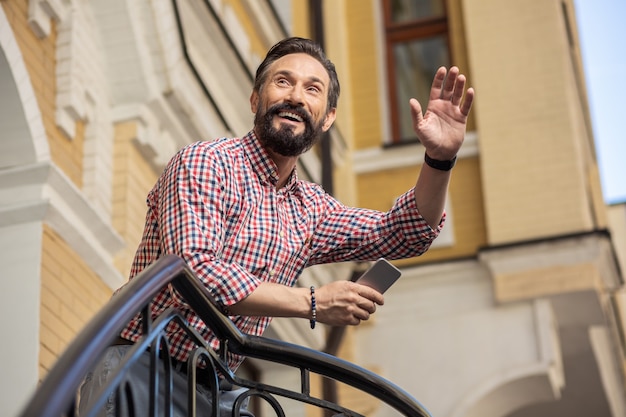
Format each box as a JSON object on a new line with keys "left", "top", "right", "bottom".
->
{"left": 172, "top": 0, "right": 253, "bottom": 137}
{"left": 55, "top": 5, "right": 99, "bottom": 140}
{"left": 240, "top": 0, "right": 287, "bottom": 48}
{"left": 479, "top": 232, "right": 621, "bottom": 304}
{"left": 111, "top": 100, "right": 189, "bottom": 171}
{"left": 0, "top": 162, "right": 125, "bottom": 289}
{"left": 449, "top": 301, "right": 564, "bottom": 417}
{"left": 27, "top": 0, "right": 71, "bottom": 39}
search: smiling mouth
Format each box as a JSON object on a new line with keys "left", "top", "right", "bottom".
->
{"left": 277, "top": 111, "right": 304, "bottom": 122}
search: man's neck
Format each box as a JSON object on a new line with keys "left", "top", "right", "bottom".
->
{"left": 266, "top": 148, "right": 298, "bottom": 189}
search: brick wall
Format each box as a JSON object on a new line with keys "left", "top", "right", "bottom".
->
{"left": 112, "top": 121, "right": 160, "bottom": 278}
{"left": 39, "top": 224, "right": 112, "bottom": 378}
{"left": 1, "top": 0, "right": 85, "bottom": 187}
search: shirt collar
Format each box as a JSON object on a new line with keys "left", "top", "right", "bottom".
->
{"left": 242, "top": 130, "right": 300, "bottom": 191}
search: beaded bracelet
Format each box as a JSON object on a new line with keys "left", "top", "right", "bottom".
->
{"left": 309, "top": 286, "right": 317, "bottom": 329}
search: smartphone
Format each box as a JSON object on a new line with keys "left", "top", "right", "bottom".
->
{"left": 355, "top": 258, "right": 402, "bottom": 293}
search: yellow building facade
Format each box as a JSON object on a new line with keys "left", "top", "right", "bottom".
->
{"left": 1, "top": 0, "right": 625, "bottom": 416}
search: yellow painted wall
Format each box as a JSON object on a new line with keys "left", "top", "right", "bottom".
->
{"left": 291, "top": 0, "right": 311, "bottom": 38}
{"left": 2, "top": 0, "right": 84, "bottom": 187}
{"left": 40, "top": 225, "right": 112, "bottom": 379}
{"left": 340, "top": 1, "right": 384, "bottom": 151}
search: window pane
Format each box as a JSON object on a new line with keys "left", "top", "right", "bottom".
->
{"left": 393, "top": 35, "right": 449, "bottom": 141}
{"left": 390, "top": 0, "right": 445, "bottom": 23}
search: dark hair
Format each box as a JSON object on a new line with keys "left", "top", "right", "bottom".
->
{"left": 254, "top": 37, "right": 340, "bottom": 110}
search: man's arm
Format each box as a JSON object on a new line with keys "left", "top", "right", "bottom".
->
{"left": 228, "top": 280, "right": 384, "bottom": 326}
{"left": 410, "top": 66, "right": 475, "bottom": 228}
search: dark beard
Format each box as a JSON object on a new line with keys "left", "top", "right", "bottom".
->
{"left": 254, "top": 103, "right": 325, "bottom": 157}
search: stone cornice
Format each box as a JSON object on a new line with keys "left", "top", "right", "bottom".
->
{"left": 0, "top": 162, "right": 125, "bottom": 289}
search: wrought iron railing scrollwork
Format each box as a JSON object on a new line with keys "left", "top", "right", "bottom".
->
{"left": 19, "top": 255, "right": 433, "bottom": 417}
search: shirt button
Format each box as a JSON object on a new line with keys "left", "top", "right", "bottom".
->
{"left": 280, "top": 231, "right": 285, "bottom": 238}
{"left": 269, "top": 270, "right": 275, "bottom": 277}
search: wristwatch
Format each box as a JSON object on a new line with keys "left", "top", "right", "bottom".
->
{"left": 424, "top": 153, "right": 457, "bottom": 171}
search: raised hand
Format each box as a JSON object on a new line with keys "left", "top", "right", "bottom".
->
{"left": 409, "top": 66, "right": 475, "bottom": 160}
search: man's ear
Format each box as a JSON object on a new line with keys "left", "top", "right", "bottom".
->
{"left": 322, "top": 108, "right": 337, "bottom": 132}
{"left": 250, "top": 91, "right": 259, "bottom": 114}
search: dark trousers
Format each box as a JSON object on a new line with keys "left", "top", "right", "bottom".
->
{"left": 77, "top": 345, "right": 253, "bottom": 417}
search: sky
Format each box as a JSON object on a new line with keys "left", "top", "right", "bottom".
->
{"left": 573, "top": 0, "right": 626, "bottom": 204}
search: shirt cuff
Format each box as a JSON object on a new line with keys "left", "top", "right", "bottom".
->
{"left": 209, "top": 261, "right": 262, "bottom": 312}
{"left": 393, "top": 188, "right": 446, "bottom": 244}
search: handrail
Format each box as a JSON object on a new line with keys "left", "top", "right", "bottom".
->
{"left": 19, "top": 254, "right": 433, "bottom": 417}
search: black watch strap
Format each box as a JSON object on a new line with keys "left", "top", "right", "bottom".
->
{"left": 424, "top": 153, "right": 457, "bottom": 171}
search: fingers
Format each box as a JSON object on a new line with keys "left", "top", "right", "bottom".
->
{"left": 432, "top": 66, "right": 474, "bottom": 115}
{"left": 349, "top": 301, "right": 377, "bottom": 325}
{"left": 351, "top": 285, "right": 383, "bottom": 322}
{"left": 409, "top": 98, "right": 423, "bottom": 125}
{"left": 460, "top": 87, "right": 475, "bottom": 116}
{"left": 449, "top": 74, "right": 465, "bottom": 105}
{"left": 356, "top": 283, "right": 385, "bottom": 306}
{"left": 440, "top": 66, "right": 458, "bottom": 101}
{"left": 315, "top": 281, "right": 384, "bottom": 326}
{"left": 430, "top": 66, "right": 448, "bottom": 101}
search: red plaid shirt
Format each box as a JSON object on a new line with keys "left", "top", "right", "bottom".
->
{"left": 119, "top": 130, "right": 443, "bottom": 370}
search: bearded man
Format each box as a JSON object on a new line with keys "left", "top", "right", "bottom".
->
{"left": 78, "top": 36, "right": 474, "bottom": 417}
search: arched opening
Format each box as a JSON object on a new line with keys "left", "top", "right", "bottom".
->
{"left": 0, "top": 7, "right": 50, "bottom": 416}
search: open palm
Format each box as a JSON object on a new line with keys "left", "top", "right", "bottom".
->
{"left": 410, "top": 66, "right": 475, "bottom": 160}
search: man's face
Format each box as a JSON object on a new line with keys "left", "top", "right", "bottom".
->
{"left": 251, "top": 53, "right": 336, "bottom": 157}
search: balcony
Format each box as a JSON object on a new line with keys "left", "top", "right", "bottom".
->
{"left": 19, "top": 255, "right": 432, "bottom": 417}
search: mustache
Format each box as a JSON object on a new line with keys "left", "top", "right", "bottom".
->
{"left": 267, "top": 103, "right": 312, "bottom": 124}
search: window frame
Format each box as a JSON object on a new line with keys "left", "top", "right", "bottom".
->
{"left": 382, "top": 0, "right": 451, "bottom": 144}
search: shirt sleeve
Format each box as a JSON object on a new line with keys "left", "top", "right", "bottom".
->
{"left": 155, "top": 144, "right": 261, "bottom": 310}
{"left": 307, "top": 186, "right": 445, "bottom": 264}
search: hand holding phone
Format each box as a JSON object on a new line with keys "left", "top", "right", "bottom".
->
{"left": 355, "top": 258, "right": 402, "bottom": 293}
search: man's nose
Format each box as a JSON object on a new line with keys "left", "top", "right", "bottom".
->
{"left": 286, "top": 85, "right": 304, "bottom": 105}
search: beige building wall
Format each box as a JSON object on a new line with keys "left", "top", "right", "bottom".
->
{"left": 463, "top": 0, "right": 605, "bottom": 244}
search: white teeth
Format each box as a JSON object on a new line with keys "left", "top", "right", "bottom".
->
{"left": 278, "top": 111, "right": 303, "bottom": 122}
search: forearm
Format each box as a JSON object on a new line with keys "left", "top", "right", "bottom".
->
{"left": 407, "top": 65, "right": 473, "bottom": 229}
{"left": 227, "top": 280, "right": 386, "bottom": 327}
{"left": 414, "top": 162, "right": 451, "bottom": 229}
{"left": 227, "top": 282, "right": 311, "bottom": 318}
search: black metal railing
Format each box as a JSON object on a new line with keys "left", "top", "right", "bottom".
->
{"left": 19, "top": 255, "right": 433, "bottom": 417}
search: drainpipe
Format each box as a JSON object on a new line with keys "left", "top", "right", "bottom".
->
{"left": 309, "top": 1, "right": 344, "bottom": 413}
{"left": 310, "top": 0, "right": 334, "bottom": 196}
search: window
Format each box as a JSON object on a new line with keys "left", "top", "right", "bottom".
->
{"left": 383, "top": 0, "right": 450, "bottom": 143}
